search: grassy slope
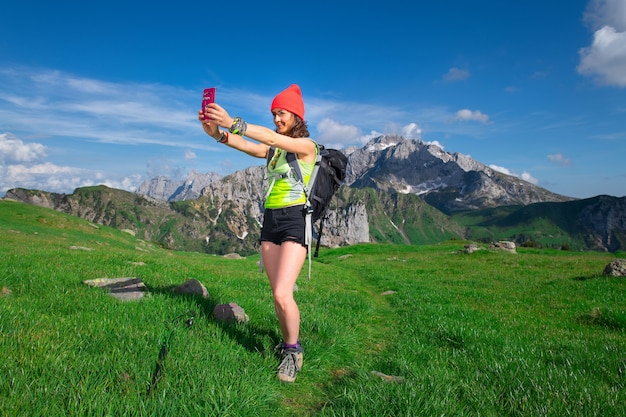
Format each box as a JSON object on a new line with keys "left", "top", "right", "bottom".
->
{"left": 1, "top": 200, "right": 625, "bottom": 416}
{"left": 453, "top": 197, "right": 626, "bottom": 251}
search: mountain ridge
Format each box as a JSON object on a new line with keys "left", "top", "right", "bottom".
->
{"left": 5, "top": 136, "right": 625, "bottom": 253}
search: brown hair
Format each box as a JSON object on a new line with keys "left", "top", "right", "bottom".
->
{"left": 279, "top": 114, "right": 310, "bottom": 138}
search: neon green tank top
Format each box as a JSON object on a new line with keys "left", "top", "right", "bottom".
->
{"left": 265, "top": 147, "right": 316, "bottom": 209}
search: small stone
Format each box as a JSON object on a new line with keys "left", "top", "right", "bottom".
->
{"left": 371, "top": 370, "right": 405, "bottom": 383}
{"left": 172, "top": 279, "right": 209, "bottom": 298}
{"left": 213, "top": 303, "right": 249, "bottom": 323}
{"left": 70, "top": 246, "right": 93, "bottom": 251}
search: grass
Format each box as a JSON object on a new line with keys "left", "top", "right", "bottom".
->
{"left": 1, "top": 199, "right": 625, "bottom": 416}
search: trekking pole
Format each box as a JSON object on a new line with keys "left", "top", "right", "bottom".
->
{"left": 146, "top": 310, "right": 196, "bottom": 397}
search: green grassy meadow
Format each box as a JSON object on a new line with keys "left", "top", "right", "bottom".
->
{"left": 1, "top": 199, "right": 625, "bottom": 416}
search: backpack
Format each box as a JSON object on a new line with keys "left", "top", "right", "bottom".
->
{"left": 266, "top": 142, "right": 348, "bottom": 279}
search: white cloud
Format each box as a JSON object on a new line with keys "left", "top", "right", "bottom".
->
{"left": 401, "top": 123, "right": 422, "bottom": 139}
{"left": 489, "top": 164, "right": 539, "bottom": 185}
{"left": 0, "top": 159, "right": 140, "bottom": 195}
{"left": 315, "top": 118, "right": 362, "bottom": 147}
{"left": 348, "top": 122, "right": 422, "bottom": 146}
{"left": 185, "top": 149, "right": 197, "bottom": 160}
{"left": 102, "top": 174, "right": 142, "bottom": 192}
{"left": 547, "top": 153, "right": 572, "bottom": 166}
{"left": 578, "top": 0, "right": 626, "bottom": 87}
{"left": 1, "top": 162, "right": 90, "bottom": 194}
{"left": 490, "top": 164, "right": 513, "bottom": 175}
{"left": 357, "top": 130, "right": 384, "bottom": 145}
{"left": 0, "top": 132, "right": 143, "bottom": 195}
{"left": 578, "top": 26, "right": 626, "bottom": 87}
{"left": 425, "top": 140, "right": 444, "bottom": 150}
{"left": 454, "top": 109, "right": 490, "bottom": 124}
{"left": 443, "top": 67, "right": 470, "bottom": 82}
{"left": 0, "top": 133, "right": 47, "bottom": 163}
{"left": 520, "top": 171, "right": 539, "bottom": 185}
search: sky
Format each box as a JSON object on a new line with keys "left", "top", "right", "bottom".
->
{"left": 1, "top": 0, "right": 625, "bottom": 199}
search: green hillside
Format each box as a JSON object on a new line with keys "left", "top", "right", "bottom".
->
{"left": 453, "top": 195, "right": 626, "bottom": 251}
{"left": 1, "top": 200, "right": 625, "bottom": 416}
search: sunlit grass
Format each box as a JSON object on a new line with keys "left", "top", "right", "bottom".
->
{"left": 1, "top": 200, "right": 625, "bottom": 416}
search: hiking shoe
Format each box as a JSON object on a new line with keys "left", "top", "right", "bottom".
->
{"left": 276, "top": 345, "right": 303, "bottom": 383}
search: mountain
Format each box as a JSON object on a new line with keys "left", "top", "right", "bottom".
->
{"left": 4, "top": 183, "right": 463, "bottom": 255}
{"left": 136, "top": 170, "right": 222, "bottom": 201}
{"left": 344, "top": 135, "right": 574, "bottom": 213}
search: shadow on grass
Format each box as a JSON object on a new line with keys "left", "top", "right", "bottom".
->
{"left": 572, "top": 275, "right": 603, "bottom": 281}
{"left": 577, "top": 307, "right": 626, "bottom": 331}
{"left": 147, "top": 284, "right": 281, "bottom": 354}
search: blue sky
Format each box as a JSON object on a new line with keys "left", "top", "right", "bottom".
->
{"left": 1, "top": 0, "right": 625, "bottom": 199}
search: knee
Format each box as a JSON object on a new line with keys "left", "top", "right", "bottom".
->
{"left": 272, "top": 289, "right": 294, "bottom": 310}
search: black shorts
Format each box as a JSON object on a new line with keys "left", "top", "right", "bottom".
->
{"left": 260, "top": 205, "right": 306, "bottom": 247}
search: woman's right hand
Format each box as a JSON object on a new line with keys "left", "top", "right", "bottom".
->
{"left": 198, "top": 110, "right": 220, "bottom": 139}
{"left": 204, "top": 103, "right": 234, "bottom": 130}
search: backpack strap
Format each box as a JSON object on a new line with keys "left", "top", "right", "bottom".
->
{"left": 259, "top": 146, "right": 277, "bottom": 274}
{"left": 284, "top": 144, "right": 321, "bottom": 280}
{"left": 266, "top": 146, "right": 275, "bottom": 163}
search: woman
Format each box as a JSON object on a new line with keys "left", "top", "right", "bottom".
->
{"left": 199, "top": 84, "right": 317, "bottom": 383}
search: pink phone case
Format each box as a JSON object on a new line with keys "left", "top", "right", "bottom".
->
{"left": 201, "top": 88, "right": 216, "bottom": 120}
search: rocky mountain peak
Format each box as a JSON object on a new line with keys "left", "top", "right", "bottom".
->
{"left": 346, "top": 135, "right": 572, "bottom": 212}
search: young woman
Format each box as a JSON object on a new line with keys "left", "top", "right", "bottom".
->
{"left": 199, "top": 84, "right": 317, "bottom": 383}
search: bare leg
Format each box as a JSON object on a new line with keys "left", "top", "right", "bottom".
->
{"left": 261, "top": 241, "right": 306, "bottom": 345}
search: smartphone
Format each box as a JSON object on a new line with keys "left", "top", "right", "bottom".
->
{"left": 201, "top": 88, "right": 216, "bottom": 120}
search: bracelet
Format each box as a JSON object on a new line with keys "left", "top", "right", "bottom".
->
{"left": 215, "top": 131, "right": 229, "bottom": 144}
{"left": 229, "top": 117, "right": 247, "bottom": 136}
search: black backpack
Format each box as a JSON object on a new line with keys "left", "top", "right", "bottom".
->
{"left": 266, "top": 143, "right": 348, "bottom": 277}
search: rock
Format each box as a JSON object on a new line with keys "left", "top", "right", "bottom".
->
{"left": 371, "top": 370, "right": 405, "bottom": 383}
{"left": 463, "top": 243, "right": 480, "bottom": 253}
{"left": 490, "top": 241, "right": 516, "bottom": 253}
{"left": 603, "top": 259, "right": 626, "bottom": 277}
{"left": 70, "top": 246, "right": 93, "bottom": 251}
{"left": 83, "top": 277, "right": 148, "bottom": 301}
{"left": 223, "top": 253, "right": 244, "bottom": 259}
{"left": 213, "top": 303, "right": 249, "bottom": 323}
{"left": 172, "top": 279, "right": 209, "bottom": 298}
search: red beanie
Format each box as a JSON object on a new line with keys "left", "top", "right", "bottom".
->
{"left": 271, "top": 84, "right": 305, "bottom": 120}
